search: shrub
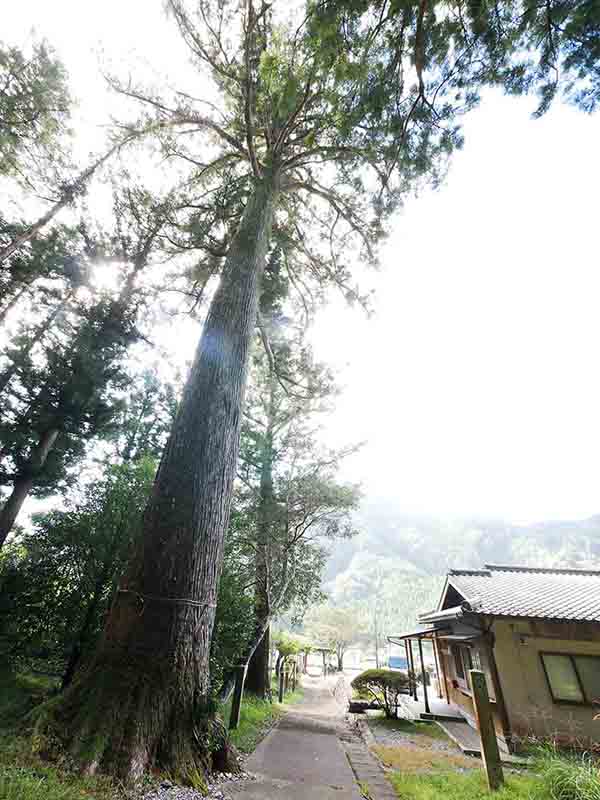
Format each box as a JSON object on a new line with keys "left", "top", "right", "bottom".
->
{"left": 351, "top": 668, "right": 411, "bottom": 718}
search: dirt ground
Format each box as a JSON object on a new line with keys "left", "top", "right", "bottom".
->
{"left": 366, "top": 713, "right": 482, "bottom": 775}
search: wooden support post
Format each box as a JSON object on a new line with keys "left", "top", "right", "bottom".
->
{"left": 482, "top": 635, "right": 513, "bottom": 753}
{"left": 470, "top": 669, "right": 504, "bottom": 791}
{"left": 404, "top": 640, "right": 411, "bottom": 693}
{"left": 408, "top": 640, "right": 418, "bottom": 700}
{"left": 418, "top": 637, "right": 431, "bottom": 714}
{"left": 437, "top": 636, "right": 451, "bottom": 705}
{"left": 432, "top": 636, "right": 443, "bottom": 699}
{"left": 229, "top": 663, "right": 248, "bottom": 730}
{"left": 278, "top": 662, "right": 285, "bottom": 703}
{"left": 322, "top": 650, "right": 327, "bottom": 676}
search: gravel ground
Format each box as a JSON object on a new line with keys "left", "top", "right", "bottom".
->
{"left": 142, "top": 771, "right": 258, "bottom": 800}
{"left": 367, "top": 715, "right": 459, "bottom": 753}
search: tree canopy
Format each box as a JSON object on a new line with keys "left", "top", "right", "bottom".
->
{"left": 0, "top": 0, "right": 598, "bottom": 789}
{"left": 0, "top": 39, "right": 71, "bottom": 185}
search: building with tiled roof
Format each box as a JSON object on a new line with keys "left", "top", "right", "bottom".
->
{"left": 391, "top": 564, "right": 600, "bottom": 753}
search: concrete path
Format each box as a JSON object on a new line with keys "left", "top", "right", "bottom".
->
{"left": 223, "top": 676, "right": 362, "bottom": 800}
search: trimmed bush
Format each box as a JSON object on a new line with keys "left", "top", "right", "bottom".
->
{"left": 351, "top": 668, "right": 411, "bottom": 718}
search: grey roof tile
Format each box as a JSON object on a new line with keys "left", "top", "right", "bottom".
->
{"left": 444, "top": 564, "right": 600, "bottom": 623}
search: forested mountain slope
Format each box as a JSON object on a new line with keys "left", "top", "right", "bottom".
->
{"left": 325, "top": 500, "right": 600, "bottom": 635}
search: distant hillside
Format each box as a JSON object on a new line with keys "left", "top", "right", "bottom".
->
{"left": 324, "top": 501, "right": 600, "bottom": 636}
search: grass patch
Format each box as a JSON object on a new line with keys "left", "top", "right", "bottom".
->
{"left": 373, "top": 744, "right": 477, "bottom": 774}
{"left": 389, "top": 770, "right": 540, "bottom": 800}
{"left": 0, "top": 672, "right": 119, "bottom": 800}
{"left": 536, "top": 748, "right": 600, "bottom": 800}
{"left": 221, "top": 695, "right": 285, "bottom": 754}
{"left": 0, "top": 734, "right": 118, "bottom": 800}
{"left": 220, "top": 685, "right": 304, "bottom": 755}
{"left": 387, "top": 751, "right": 600, "bottom": 799}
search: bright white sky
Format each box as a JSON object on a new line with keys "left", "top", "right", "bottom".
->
{"left": 6, "top": 2, "right": 600, "bottom": 524}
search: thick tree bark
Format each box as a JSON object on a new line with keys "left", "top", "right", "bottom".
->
{"left": 245, "top": 619, "right": 270, "bottom": 696}
{"left": 245, "top": 368, "right": 276, "bottom": 698}
{"left": 38, "top": 172, "right": 279, "bottom": 781}
{"left": 0, "top": 427, "right": 59, "bottom": 548}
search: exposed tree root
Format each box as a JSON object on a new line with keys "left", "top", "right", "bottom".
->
{"left": 29, "top": 656, "right": 240, "bottom": 785}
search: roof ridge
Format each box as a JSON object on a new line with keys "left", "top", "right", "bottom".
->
{"left": 484, "top": 563, "right": 600, "bottom": 576}
{"left": 449, "top": 568, "right": 491, "bottom": 576}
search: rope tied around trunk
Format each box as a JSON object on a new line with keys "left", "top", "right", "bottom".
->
{"left": 117, "top": 587, "right": 216, "bottom": 613}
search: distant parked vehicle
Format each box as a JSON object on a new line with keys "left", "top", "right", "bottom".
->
{"left": 388, "top": 655, "right": 409, "bottom": 671}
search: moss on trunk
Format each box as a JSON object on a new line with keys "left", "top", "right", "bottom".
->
{"left": 31, "top": 173, "right": 279, "bottom": 783}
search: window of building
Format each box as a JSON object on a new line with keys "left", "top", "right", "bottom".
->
{"left": 541, "top": 653, "right": 600, "bottom": 705}
{"left": 574, "top": 656, "right": 600, "bottom": 705}
{"left": 451, "top": 645, "right": 465, "bottom": 679}
{"left": 451, "top": 644, "right": 475, "bottom": 690}
{"left": 471, "top": 648, "right": 483, "bottom": 672}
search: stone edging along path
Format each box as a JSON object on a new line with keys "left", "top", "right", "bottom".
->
{"left": 332, "top": 677, "right": 397, "bottom": 800}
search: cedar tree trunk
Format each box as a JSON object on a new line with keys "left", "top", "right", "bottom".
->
{"left": 0, "top": 428, "right": 59, "bottom": 548}
{"left": 245, "top": 368, "right": 276, "bottom": 697}
{"left": 37, "top": 172, "right": 279, "bottom": 781}
{"left": 244, "top": 613, "right": 270, "bottom": 697}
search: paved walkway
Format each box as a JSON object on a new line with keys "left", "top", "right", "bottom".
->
{"left": 224, "top": 676, "right": 362, "bottom": 800}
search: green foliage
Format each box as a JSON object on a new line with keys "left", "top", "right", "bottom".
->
{"left": 210, "top": 534, "right": 256, "bottom": 689}
{"left": 0, "top": 40, "right": 71, "bottom": 183}
{"left": 272, "top": 631, "right": 304, "bottom": 658}
{"left": 0, "top": 670, "right": 57, "bottom": 728}
{"left": 0, "top": 182, "right": 174, "bottom": 540}
{"left": 328, "top": 551, "right": 440, "bottom": 660}
{"left": 316, "top": 1, "right": 600, "bottom": 124}
{"left": 351, "top": 668, "right": 411, "bottom": 718}
{"left": 0, "top": 458, "right": 155, "bottom": 677}
{"left": 0, "top": 220, "right": 80, "bottom": 307}
{"left": 107, "top": 368, "right": 179, "bottom": 463}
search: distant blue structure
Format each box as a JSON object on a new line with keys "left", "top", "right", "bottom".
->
{"left": 388, "top": 655, "right": 409, "bottom": 671}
